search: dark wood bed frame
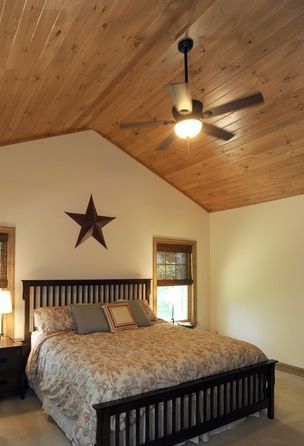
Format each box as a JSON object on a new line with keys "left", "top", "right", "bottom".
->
{"left": 23, "top": 278, "right": 277, "bottom": 446}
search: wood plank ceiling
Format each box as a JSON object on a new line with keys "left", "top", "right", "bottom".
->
{"left": 0, "top": 0, "right": 304, "bottom": 211}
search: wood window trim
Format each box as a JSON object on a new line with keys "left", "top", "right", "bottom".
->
{"left": 0, "top": 226, "right": 15, "bottom": 338}
{"left": 153, "top": 237, "right": 197, "bottom": 323}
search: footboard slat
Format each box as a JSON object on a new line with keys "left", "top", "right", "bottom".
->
{"left": 126, "top": 411, "right": 130, "bottom": 446}
{"left": 223, "top": 383, "right": 227, "bottom": 415}
{"left": 163, "top": 400, "right": 168, "bottom": 438}
{"left": 155, "top": 403, "right": 159, "bottom": 439}
{"left": 210, "top": 386, "right": 214, "bottom": 420}
{"left": 230, "top": 380, "right": 234, "bottom": 411}
{"left": 114, "top": 414, "right": 119, "bottom": 446}
{"left": 196, "top": 390, "right": 200, "bottom": 424}
{"left": 180, "top": 396, "right": 184, "bottom": 430}
{"left": 242, "top": 378, "right": 246, "bottom": 408}
{"left": 252, "top": 375, "right": 256, "bottom": 404}
{"left": 94, "top": 360, "right": 277, "bottom": 446}
{"left": 145, "top": 405, "right": 150, "bottom": 442}
{"left": 188, "top": 393, "right": 192, "bottom": 428}
{"left": 172, "top": 398, "right": 176, "bottom": 434}
{"left": 135, "top": 408, "right": 140, "bottom": 445}
{"left": 236, "top": 378, "right": 240, "bottom": 409}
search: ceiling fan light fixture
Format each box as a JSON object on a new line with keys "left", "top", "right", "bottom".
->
{"left": 174, "top": 118, "right": 202, "bottom": 139}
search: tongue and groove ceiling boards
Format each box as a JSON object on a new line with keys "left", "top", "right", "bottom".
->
{"left": 0, "top": 0, "right": 304, "bottom": 211}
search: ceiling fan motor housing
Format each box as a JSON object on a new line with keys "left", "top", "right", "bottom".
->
{"left": 172, "top": 99, "right": 203, "bottom": 121}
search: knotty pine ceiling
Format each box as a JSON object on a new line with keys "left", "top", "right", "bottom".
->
{"left": 1, "top": 0, "right": 304, "bottom": 211}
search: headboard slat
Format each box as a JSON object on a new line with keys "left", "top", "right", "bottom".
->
{"left": 23, "top": 278, "right": 151, "bottom": 344}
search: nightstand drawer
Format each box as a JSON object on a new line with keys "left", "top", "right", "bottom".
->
{"left": 0, "top": 349, "right": 20, "bottom": 371}
{"left": 0, "top": 372, "right": 19, "bottom": 393}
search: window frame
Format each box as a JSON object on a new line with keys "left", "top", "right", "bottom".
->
{"left": 0, "top": 226, "right": 15, "bottom": 338}
{"left": 153, "top": 237, "right": 197, "bottom": 323}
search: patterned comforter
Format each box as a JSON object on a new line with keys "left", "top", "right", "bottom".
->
{"left": 26, "top": 322, "right": 267, "bottom": 446}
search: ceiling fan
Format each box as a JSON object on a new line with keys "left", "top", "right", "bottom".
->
{"left": 120, "top": 38, "right": 264, "bottom": 151}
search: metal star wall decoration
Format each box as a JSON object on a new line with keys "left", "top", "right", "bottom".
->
{"left": 65, "top": 195, "right": 115, "bottom": 248}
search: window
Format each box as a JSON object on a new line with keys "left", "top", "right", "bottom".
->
{"left": 0, "top": 227, "right": 15, "bottom": 338}
{"left": 153, "top": 238, "right": 196, "bottom": 323}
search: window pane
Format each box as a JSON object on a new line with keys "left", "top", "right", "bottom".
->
{"left": 157, "top": 264, "right": 166, "bottom": 280}
{"left": 166, "top": 252, "right": 176, "bottom": 264}
{"left": 176, "top": 265, "right": 187, "bottom": 280}
{"left": 157, "top": 286, "right": 188, "bottom": 321}
{"left": 157, "top": 252, "right": 166, "bottom": 264}
{"left": 176, "top": 252, "right": 186, "bottom": 264}
{"left": 166, "top": 264, "right": 176, "bottom": 280}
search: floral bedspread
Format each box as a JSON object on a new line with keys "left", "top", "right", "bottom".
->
{"left": 26, "top": 323, "right": 267, "bottom": 446}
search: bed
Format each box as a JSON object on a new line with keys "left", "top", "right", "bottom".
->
{"left": 23, "top": 278, "right": 277, "bottom": 446}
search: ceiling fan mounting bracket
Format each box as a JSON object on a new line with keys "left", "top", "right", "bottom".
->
{"left": 178, "top": 38, "right": 193, "bottom": 54}
{"left": 178, "top": 38, "right": 193, "bottom": 84}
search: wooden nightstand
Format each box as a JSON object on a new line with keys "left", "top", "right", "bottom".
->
{"left": 0, "top": 338, "right": 29, "bottom": 399}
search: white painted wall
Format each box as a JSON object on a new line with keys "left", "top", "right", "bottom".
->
{"left": 3, "top": 129, "right": 303, "bottom": 368}
{"left": 210, "top": 195, "right": 304, "bottom": 368}
{"left": 0, "top": 130, "right": 210, "bottom": 338}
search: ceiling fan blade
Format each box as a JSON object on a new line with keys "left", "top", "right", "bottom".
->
{"left": 120, "top": 120, "right": 173, "bottom": 129}
{"left": 168, "top": 83, "right": 192, "bottom": 114}
{"left": 203, "top": 92, "right": 264, "bottom": 118}
{"left": 156, "top": 133, "right": 176, "bottom": 151}
{"left": 204, "top": 123, "right": 234, "bottom": 141}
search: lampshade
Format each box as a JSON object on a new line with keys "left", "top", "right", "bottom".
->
{"left": 174, "top": 118, "right": 203, "bottom": 139}
{"left": 0, "top": 290, "right": 12, "bottom": 314}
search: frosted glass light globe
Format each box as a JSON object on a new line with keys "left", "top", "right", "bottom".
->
{"left": 174, "top": 119, "right": 202, "bottom": 139}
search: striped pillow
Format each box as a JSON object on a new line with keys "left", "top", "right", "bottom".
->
{"left": 103, "top": 302, "right": 138, "bottom": 332}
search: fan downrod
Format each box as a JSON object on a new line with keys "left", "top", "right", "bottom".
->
{"left": 178, "top": 38, "right": 193, "bottom": 54}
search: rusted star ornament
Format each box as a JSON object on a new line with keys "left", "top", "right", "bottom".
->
{"left": 65, "top": 195, "right": 115, "bottom": 249}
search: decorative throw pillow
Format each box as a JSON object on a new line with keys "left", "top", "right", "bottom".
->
{"left": 103, "top": 302, "right": 138, "bottom": 332}
{"left": 69, "top": 304, "right": 110, "bottom": 335}
{"left": 34, "top": 306, "right": 76, "bottom": 333}
{"left": 116, "top": 299, "right": 152, "bottom": 327}
{"left": 141, "top": 299, "right": 158, "bottom": 321}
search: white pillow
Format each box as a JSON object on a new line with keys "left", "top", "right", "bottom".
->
{"left": 102, "top": 302, "right": 138, "bottom": 332}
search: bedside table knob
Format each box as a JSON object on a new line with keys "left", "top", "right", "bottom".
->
{"left": 0, "top": 357, "right": 8, "bottom": 364}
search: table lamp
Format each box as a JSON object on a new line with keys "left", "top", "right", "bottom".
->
{"left": 0, "top": 290, "right": 12, "bottom": 339}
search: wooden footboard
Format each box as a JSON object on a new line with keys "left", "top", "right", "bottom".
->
{"left": 93, "top": 360, "right": 277, "bottom": 446}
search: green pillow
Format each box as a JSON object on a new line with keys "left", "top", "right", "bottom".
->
{"left": 116, "top": 300, "right": 152, "bottom": 327}
{"left": 70, "top": 304, "right": 110, "bottom": 334}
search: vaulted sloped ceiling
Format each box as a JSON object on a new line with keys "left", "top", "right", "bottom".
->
{"left": 1, "top": 0, "right": 304, "bottom": 211}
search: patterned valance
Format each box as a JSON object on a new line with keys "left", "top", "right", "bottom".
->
{"left": 0, "top": 233, "right": 8, "bottom": 288}
{"left": 156, "top": 243, "right": 193, "bottom": 286}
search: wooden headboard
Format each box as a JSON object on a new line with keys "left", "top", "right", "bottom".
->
{"left": 22, "top": 278, "right": 151, "bottom": 344}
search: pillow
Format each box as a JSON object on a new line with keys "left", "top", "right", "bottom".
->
{"left": 34, "top": 306, "right": 75, "bottom": 333}
{"left": 70, "top": 304, "right": 110, "bottom": 335}
{"left": 103, "top": 302, "right": 138, "bottom": 332}
{"left": 141, "top": 299, "right": 158, "bottom": 321}
{"left": 116, "top": 300, "right": 152, "bottom": 327}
